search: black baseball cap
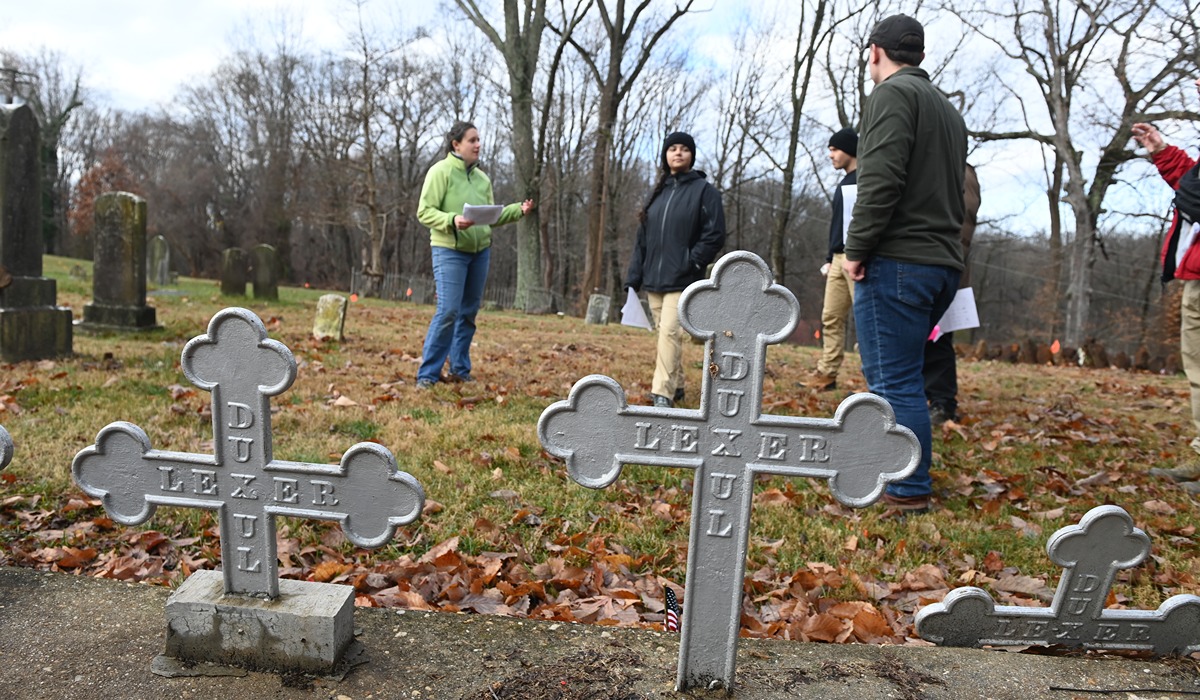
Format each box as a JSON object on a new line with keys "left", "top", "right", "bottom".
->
{"left": 868, "top": 14, "right": 924, "bottom": 52}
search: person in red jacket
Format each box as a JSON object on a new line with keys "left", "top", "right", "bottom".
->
{"left": 1134, "top": 78, "right": 1200, "bottom": 491}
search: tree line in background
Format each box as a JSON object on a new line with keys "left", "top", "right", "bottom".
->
{"left": 1, "top": 0, "right": 1197, "bottom": 356}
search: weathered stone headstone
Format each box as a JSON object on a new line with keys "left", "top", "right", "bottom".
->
{"left": 584, "top": 293, "right": 610, "bottom": 324}
{"left": 538, "top": 251, "right": 920, "bottom": 692}
{"left": 72, "top": 307, "right": 425, "bottom": 673}
{"left": 252, "top": 243, "right": 278, "bottom": 300}
{"left": 916, "top": 505, "right": 1200, "bottom": 654}
{"left": 147, "top": 234, "right": 171, "bottom": 286}
{"left": 220, "top": 248, "right": 247, "bottom": 296}
{"left": 81, "top": 192, "right": 159, "bottom": 331}
{"left": 313, "top": 294, "right": 347, "bottom": 341}
{"left": 0, "top": 102, "right": 73, "bottom": 362}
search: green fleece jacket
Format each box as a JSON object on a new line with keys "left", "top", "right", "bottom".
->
{"left": 844, "top": 66, "right": 967, "bottom": 270}
{"left": 417, "top": 153, "right": 523, "bottom": 254}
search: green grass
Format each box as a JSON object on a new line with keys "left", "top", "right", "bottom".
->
{"left": 2, "top": 255, "right": 1199, "bottom": 631}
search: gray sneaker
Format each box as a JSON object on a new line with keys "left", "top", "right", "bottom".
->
{"left": 652, "top": 394, "right": 674, "bottom": 408}
{"left": 1148, "top": 462, "right": 1200, "bottom": 483}
{"left": 416, "top": 379, "right": 436, "bottom": 390}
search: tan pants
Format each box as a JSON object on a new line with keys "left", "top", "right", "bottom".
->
{"left": 648, "top": 291, "right": 685, "bottom": 399}
{"left": 1182, "top": 281, "right": 1200, "bottom": 455}
{"left": 816, "top": 253, "right": 856, "bottom": 377}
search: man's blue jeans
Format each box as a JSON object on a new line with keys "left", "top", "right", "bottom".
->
{"left": 418, "top": 246, "right": 490, "bottom": 383}
{"left": 853, "top": 256, "right": 960, "bottom": 498}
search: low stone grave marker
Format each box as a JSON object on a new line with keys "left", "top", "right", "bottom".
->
{"left": 538, "top": 250, "right": 920, "bottom": 692}
{"left": 253, "top": 243, "right": 279, "bottom": 300}
{"left": 313, "top": 293, "right": 348, "bottom": 341}
{"left": 585, "top": 293, "right": 610, "bottom": 324}
{"left": 72, "top": 307, "right": 425, "bottom": 673}
{"left": 221, "top": 248, "right": 248, "bottom": 296}
{"left": 148, "top": 234, "right": 171, "bottom": 286}
{"left": 916, "top": 504, "right": 1200, "bottom": 654}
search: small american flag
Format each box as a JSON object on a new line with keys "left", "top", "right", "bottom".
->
{"left": 664, "top": 587, "right": 682, "bottom": 632}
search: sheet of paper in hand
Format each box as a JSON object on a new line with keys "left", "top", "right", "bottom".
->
{"left": 620, "top": 287, "right": 652, "bottom": 329}
{"left": 463, "top": 204, "right": 503, "bottom": 226}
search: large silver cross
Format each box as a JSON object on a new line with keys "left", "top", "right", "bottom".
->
{"left": 72, "top": 307, "right": 425, "bottom": 599}
{"left": 916, "top": 504, "right": 1200, "bottom": 654}
{"left": 538, "top": 251, "right": 920, "bottom": 691}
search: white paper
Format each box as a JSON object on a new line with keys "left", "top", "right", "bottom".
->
{"left": 1176, "top": 221, "right": 1200, "bottom": 270}
{"left": 840, "top": 184, "right": 857, "bottom": 244}
{"left": 620, "top": 287, "right": 653, "bottom": 330}
{"left": 932, "top": 287, "right": 979, "bottom": 341}
{"left": 463, "top": 204, "right": 503, "bottom": 226}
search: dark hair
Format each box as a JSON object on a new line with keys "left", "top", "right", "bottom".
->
{"left": 444, "top": 121, "right": 477, "bottom": 154}
{"left": 638, "top": 169, "right": 671, "bottom": 225}
{"left": 882, "top": 47, "right": 923, "bottom": 66}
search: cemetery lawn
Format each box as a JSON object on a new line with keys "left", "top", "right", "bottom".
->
{"left": 2, "top": 254, "right": 1198, "bottom": 646}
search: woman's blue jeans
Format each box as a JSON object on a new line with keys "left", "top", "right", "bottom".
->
{"left": 418, "top": 246, "right": 490, "bottom": 383}
{"left": 853, "top": 256, "right": 959, "bottom": 498}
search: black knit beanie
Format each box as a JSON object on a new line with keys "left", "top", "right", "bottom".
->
{"left": 828, "top": 127, "right": 858, "bottom": 157}
{"left": 661, "top": 131, "right": 696, "bottom": 170}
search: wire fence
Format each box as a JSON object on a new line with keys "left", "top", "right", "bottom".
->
{"left": 349, "top": 269, "right": 570, "bottom": 314}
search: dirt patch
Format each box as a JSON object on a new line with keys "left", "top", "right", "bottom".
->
{"left": 872, "top": 653, "right": 945, "bottom": 700}
{"left": 461, "top": 646, "right": 648, "bottom": 700}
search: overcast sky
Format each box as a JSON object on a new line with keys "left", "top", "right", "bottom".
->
{"left": 0, "top": 1, "right": 436, "bottom": 110}
{"left": 0, "top": 1, "right": 1184, "bottom": 245}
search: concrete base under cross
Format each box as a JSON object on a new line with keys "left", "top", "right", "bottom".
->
{"left": 162, "top": 570, "right": 355, "bottom": 674}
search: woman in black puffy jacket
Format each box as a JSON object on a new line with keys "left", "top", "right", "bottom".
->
{"left": 624, "top": 131, "right": 727, "bottom": 407}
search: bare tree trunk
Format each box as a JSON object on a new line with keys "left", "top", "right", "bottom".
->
{"left": 571, "top": 0, "right": 696, "bottom": 313}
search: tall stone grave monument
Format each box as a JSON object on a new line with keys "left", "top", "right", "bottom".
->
{"left": 253, "top": 243, "right": 279, "bottom": 300}
{"left": 916, "top": 504, "right": 1200, "bottom": 654}
{"left": 82, "top": 192, "right": 159, "bottom": 330}
{"left": 72, "top": 307, "right": 426, "bottom": 673}
{"left": 147, "top": 234, "right": 171, "bottom": 286}
{"left": 220, "top": 247, "right": 247, "bottom": 296}
{"left": 0, "top": 102, "right": 73, "bottom": 361}
{"left": 538, "top": 251, "right": 920, "bottom": 692}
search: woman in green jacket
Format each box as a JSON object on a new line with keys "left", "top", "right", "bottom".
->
{"left": 415, "top": 121, "right": 534, "bottom": 388}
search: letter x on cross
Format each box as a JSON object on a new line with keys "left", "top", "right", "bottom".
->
{"left": 73, "top": 308, "right": 425, "bottom": 599}
{"left": 538, "top": 251, "right": 921, "bottom": 691}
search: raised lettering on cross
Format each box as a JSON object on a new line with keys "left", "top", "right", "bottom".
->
{"left": 538, "top": 251, "right": 920, "bottom": 691}
{"left": 72, "top": 307, "right": 425, "bottom": 599}
{"left": 916, "top": 504, "right": 1200, "bottom": 654}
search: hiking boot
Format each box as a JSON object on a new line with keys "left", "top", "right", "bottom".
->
{"left": 673, "top": 387, "right": 685, "bottom": 404}
{"left": 1148, "top": 462, "right": 1200, "bottom": 483}
{"left": 445, "top": 373, "right": 474, "bottom": 383}
{"left": 881, "top": 492, "right": 932, "bottom": 515}
{"left": 652, "top": 394, "right": 674, "bottom": 408}
{"left": 415, "top": 379, "right": 436, "bottom": 390}
{"left": 804, "top": 372, "right": 837, "bottom": 391}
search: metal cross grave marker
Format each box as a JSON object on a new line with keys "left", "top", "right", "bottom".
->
{"left": 72, "top": 307, "right": 425, "bottom": 599}
{"left": 537, "top": 251, "right": 920, "bottom": 692}
{"left": 915, "top": 504, "right": 1200, "bottom": 654}
{"left": 0, "top": 424, "right": 12, "bottom": 470}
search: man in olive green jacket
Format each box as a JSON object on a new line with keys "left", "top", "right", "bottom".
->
{"left": 842, "top": 14, "right": 968, "bottom": 514}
